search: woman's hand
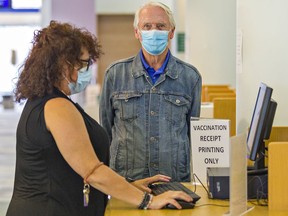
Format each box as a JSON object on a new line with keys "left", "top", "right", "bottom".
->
{"left": 149, "top": 191, "right": 193, "bottom": 210}
{"left": 132, "top": 174, "right": 171, "bottom": 193}
{"left": 130, "top": 175, "right": 193, "bottom": 210}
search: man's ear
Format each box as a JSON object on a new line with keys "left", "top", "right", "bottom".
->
{"left": 134, "top": 28, "right": 141, "bottom": 40}
{"left": 169, "top": 27, "right": 176, "bottom": 40}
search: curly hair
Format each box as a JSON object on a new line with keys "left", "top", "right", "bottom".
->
{"left": 14, "top": 20, "right": 102, "bottom": 102}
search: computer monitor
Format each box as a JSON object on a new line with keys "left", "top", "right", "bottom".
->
{"left": 247, "top": 82, "right": 277, "bottom": 170}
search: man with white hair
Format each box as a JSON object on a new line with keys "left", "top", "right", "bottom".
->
{"left": 100, "top": 1, "right": 202, "bottom": 182}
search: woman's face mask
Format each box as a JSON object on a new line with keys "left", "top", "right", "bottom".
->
{"left": 141, "top": 30, "right": 169, "bottom": 56}
{"left": 67, "top": 66, "right": 92, "bottom": 95}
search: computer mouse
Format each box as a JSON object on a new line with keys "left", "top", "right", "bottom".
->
{"left": 166, "top": 200, "right": 195, "bottom": 209}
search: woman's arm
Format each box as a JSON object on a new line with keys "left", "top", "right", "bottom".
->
{"left": 44, "top": 97, "right": 192, "bottom": 209}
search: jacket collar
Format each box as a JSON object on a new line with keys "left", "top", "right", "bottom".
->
{"left": 131, "top": 51, "right": 179, "bottom": 80}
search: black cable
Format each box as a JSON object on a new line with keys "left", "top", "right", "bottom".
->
{"left": 192, "top": 173, "right": 230, "bottom": 208}
{"left": 247, "top": 175, "right": 268, "bottom": 206}
{"left": 192, "top": 173, "right": 211, "bottom": 198}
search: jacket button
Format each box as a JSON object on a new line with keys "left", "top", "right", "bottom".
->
{"left": 150, "top": 163, "right": 158, "bottom": 168}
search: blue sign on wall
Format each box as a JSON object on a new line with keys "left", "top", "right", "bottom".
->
{"left": 0, "top": 0, "right": 11, "bottom": 8}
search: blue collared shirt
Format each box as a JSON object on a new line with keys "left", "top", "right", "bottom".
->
{"left": 140, "top": 49, "right": 171, "bottom": 84}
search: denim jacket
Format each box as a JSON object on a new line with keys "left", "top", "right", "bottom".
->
{"left": 99, "top": 52, "right": 202, "bottom": 182}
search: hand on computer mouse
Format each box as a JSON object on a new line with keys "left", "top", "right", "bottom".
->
{"left": 148, "top": 191, "right": 193, "bottom": 210}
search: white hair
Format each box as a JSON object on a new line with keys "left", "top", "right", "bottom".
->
{"left": 133, "top": 1, "right": 176, "bottom": 29}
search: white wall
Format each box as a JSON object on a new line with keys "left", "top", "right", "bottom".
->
{"left": 42, "top": 0, "right": 95, "bottom": 33}
{"left": 237, "top": 0, "right": 288, "bottom": 132}
{"left": 185, "top": 0, "right": 236, "bottom": 88}
{"left": 171, "top": 0, "right": 186, "bottom": 59}
{"left": 0, "top": 13, "right": 40, "bottom": 25}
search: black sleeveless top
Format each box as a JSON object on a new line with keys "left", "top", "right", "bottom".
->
{"left": 7, "top": 88, "right": 110, "bottom": 216}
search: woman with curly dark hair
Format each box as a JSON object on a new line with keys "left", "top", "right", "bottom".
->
{"left": 6, "top": 21, "right": 192, "bottom": 216}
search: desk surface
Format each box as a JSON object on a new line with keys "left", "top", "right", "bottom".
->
{"left": 105, "top": 183, "right": 288, "bottom": 216}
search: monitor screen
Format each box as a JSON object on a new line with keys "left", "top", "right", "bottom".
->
{"left": 247, "top": 82, "right": 277, "bottom": 170}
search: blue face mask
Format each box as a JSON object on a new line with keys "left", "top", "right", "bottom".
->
{"left": 141, "top": 30, "right": 169, "bottom": 56}
{"left": 68, "top": 67, "right": 92, "bottom": 94}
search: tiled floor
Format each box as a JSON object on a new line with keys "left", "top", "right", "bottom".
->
{"left": 0, "top": 104, "right": 22, "bottom": 216}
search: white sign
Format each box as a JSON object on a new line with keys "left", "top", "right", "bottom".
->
{"left": 190, "top": 117, "right": 230, "bottom": 185}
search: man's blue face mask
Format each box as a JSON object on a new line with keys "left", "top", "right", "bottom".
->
{"left": 141, "top": 30, "right": 169, "bottom": 56}
{"left": 68, "top": 66, "right": 92, "bottom": 95}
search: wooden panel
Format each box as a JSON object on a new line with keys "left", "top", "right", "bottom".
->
{"left": 266, "top": 126, "right": 288, "bottom": 143}
{"left": 205, "top": 88, "right": 236, "bottom": 102}
{"left": 213, "top": 97, "right": 236, "bottom": 136}
{"left": 268, "top": 142, "right": 288, "bottom": 210}
{"left": 97, "top": 15, "right": 141, "bottom": 87}
{"left": 208, "top": 92, "right": 236, "bottom": 102}
{"left": 202, "top": 84, "right": 231, "bottom": 102}
{"left": 203, "top": 84, "right": 230, "bottom": 88}
{"left": 265, "top": 126, "right": 288, "bottom": 166}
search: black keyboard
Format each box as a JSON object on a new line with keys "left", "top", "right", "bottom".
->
{"left": 149, "top": 182, "right": 201, "bottom": 209}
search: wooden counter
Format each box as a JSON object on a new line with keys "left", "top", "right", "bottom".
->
{"left": 105, "top": 183, "right": 288, "bottom": 216}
